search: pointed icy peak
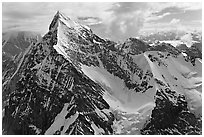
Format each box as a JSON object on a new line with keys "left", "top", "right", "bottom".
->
{"left": 55, "top": 11, "right": 71, "bottom": 21}
{"left": 49, "top": 11, "right": 72, "bottom": 30}
{"left": 49, "top": 11, "right": 91, "bottom": 32}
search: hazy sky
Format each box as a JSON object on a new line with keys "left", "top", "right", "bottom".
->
{"left": 2, "top": 2, "right": 202, "bottom": 41}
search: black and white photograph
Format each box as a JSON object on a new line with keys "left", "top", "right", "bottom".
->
{"left": 1, "top": 1, "right": 202, "bottom": 135}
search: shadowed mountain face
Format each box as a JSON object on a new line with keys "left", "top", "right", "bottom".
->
{"left": 2, "top": 11, "right": 202, "bottom": 135}
{"left": 2, "top": 31, "right": 42, "bottom": 84}
{"left": 2, "top": 31, "right": 42, "bottom": 57}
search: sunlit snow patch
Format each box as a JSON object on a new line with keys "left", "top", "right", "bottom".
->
{"left": 45, "top": 103, "right": 78, "bottom": 135}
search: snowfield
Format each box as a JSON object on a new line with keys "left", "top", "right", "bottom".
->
{"left": 144, "top": 51, "right": 202, "bottom": 117}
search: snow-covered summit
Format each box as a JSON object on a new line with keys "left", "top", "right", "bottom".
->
{"left": 49, "top": 11, "right": 74, "bottom": 30}
{"left": 48, "top": 11, "right": 107, "bottom": 65}
{"left": 49, "top": 11, "right": 91, "bottom": 32}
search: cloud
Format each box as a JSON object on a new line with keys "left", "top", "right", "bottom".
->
{"left": 146, "top": 12, "right": 171, "bottom": 22}
{"left": 104, "top": 2, "right": 148, "bottom": 41}
{"left": 140, "top": 19, "right": 200, "bottom": 35}
{"left": 2, "top": 2, "right": 202, "bottom": 41}
{"left": 77, "top": 16, "right": 102, "bottom": 26}
{"left": 101, "top": 2, "right": 201, "bottom": 41}
{"left": 170, "top": 18, "right": 180, "bottom": 25}
{"left": 108, "top": 2, "right": 148, "bottom": 14}
{"left": 2, "top": 3, "right": 49, "bottom": 19}
{"left": 175, "top": 2, "right": 202, "bottom": 10}
{"left": 148, "top": 2, "right": 201, "bottom": 13}
{"left": 2, "top": 2, "right": 113, "bottom": 34}
{"left": 152, "top": 6, "right": 184, "bottom": 16}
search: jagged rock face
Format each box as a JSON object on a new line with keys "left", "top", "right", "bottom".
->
{"left": 139, "top": 52, "right": 202, "bottom": 134}
{"left": 188, "top": 43, "right": 202, "bottom": 59}
{"left": 148, "top": 42, "right": 181, "bottom": 56}
{"left": 141, "top": 89, "right": 202, "bottom": 135}
{"left": 2, "top": 11, "right": 202, "bottom": 135}
{"left": 120, "top": 38, "right": 150, "bottom": 55}
{"left": 177, "top": 42, "right": 202, "bottom": 65}
{"left": 2, "top": 54, "right": 16, "bottom": 83}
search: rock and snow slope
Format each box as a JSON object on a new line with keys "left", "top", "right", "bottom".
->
{"left": 81, "top": 51, "right": 202, "bottom": 134}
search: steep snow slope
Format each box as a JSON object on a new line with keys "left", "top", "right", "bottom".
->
{"left": 81, "top": 62, "right": 156, "bottom": 135}
{"left": 81, "top": 64, "right": 156, "bottom": 114}
{"left": 81, "top": 51, "right": 201, "bottom": 116}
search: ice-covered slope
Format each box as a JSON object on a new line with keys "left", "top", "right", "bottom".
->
{"left": 50, "top": 11, "right": 94, "bottom": 61}
{"left": 144, "top": 51, "right": 202, "bottom": 117}
{"left": 81, "top": 64, "right": 156, "bottom": 114}
{"left": 81, "top": 64, "right": 155, "bottom": 135}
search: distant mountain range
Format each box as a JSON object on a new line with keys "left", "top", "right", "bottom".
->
{"left": 139, "top": 31, "right": 202, "bottom": 44}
